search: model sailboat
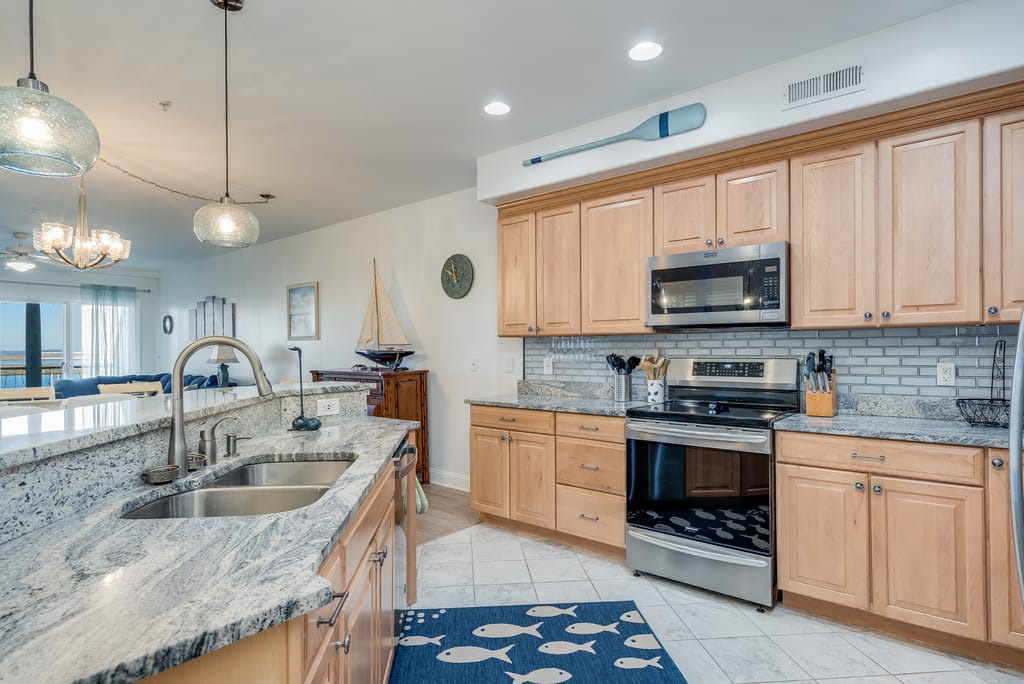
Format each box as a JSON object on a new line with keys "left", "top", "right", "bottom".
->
{"left": 355, "top": 259, "right": 415, "bottom": 370}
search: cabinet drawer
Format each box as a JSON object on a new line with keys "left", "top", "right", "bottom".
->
{"left": 556, "top": 484, "right": 625, "bottom": 548}
{"left": 777, "top": 431, "right": 984, "bottom": 485}
{"left": 556, "top": 437, "right": 625, "bottom": 495}
{"left": 305, "top": 547, "right": 343, "bottom": 671}
{"left": 341, "top": 469, "right": 393, "bottom": 586}
{"left": 555, "top": 413, "right": 624, "bottom": 444}
{"left": 471, "top": 406, "right": 555, "bottom": 434}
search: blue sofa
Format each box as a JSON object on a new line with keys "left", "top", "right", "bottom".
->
{"left": 53, "top": 373, "right": 220, "bottom": 399}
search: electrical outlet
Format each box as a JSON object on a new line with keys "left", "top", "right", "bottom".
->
{"left": 471, "top": 358, "right": 480, "bottom": 373}
{"left": 316, "top": 398, "right": 340, "bottom": 416}
{"left": 543, "top": 356, "right": 554, "bottom": 375}
{"left": 937, "top": 363, "right": 956, "bottom": 386}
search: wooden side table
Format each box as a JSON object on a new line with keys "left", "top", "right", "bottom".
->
{"left": 310, "top": 367, "right": 430, "bottom": 483}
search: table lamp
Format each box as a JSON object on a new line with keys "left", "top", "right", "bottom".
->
{"left": 207, "top": 345, "right": 239, "bottom": 388}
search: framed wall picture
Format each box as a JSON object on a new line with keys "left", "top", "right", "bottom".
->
{"left": 287, "top": 281, "right": 320, "bottom": 340}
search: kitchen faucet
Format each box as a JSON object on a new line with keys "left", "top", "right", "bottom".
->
{"left": 167, "top": 336, "right": 273, "bottom": 479}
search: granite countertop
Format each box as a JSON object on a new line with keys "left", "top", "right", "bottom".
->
{"left": 465, "top": 394, "right": 648, "bottom": 417}
{"left": 0, "top": 415, "right": 416, "bottom": 684}
{"left": 0, "top": 382, "right": 372, "bottom": 471}
{"left": 775, "top": 412, "right": 1010, "bottom": 449}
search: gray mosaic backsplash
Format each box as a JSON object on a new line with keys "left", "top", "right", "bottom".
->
{"left": 524, "top": 325, "right": 1020, "bottom": 405}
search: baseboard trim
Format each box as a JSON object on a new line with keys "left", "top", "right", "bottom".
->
{"left": 426, "top": 469, "right": 470, "bottom": 492}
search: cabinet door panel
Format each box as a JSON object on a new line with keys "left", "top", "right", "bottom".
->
{"left": 497, "top": 213, "right": 537, "bottom": 336}
{"left": 654, "top": 175, "right": 716, "bottom": 255}
{"left": 870, "top": 476, "right": 985, "bottom": 640}
{"left": 509, "top": 431, "right": 556, "bottom": 529}
{"left": 375, "top": 505, "right": 396, "bottom": 683}
{"left": 984, "top": 109, "right": 1024, "bottom": 323}
{"left": 581, "top": 190, "right": 653, "bottom": 334}
{"left": 536, "top": 204, "right": 581, "bottom": 335}
{"left": 878, "top": 121, "right": 981, "bottom": 325}
{"left": 790, "top": 144, "right": 877, "bottom": 329}
{"left": 340, "top": 557, "right": 376, "bottom": 684}
{"left": 987, "top": 449, "right": 1024, "bottom": 647}
{"left": 469, "top": 427, "right": 509, "bottom": 517}
{"left": 776, "top": 464, "right": 870, "bottom": 609}
{"left": 716, "top": 161, "right": 789, "bottom": 248}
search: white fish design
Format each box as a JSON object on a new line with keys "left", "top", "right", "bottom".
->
{"left": 624, "top": 633, "right": 661, "bottom": 650}
{"left": 759, "top": 504, "right": 770, "bottom": 512}
{"left": 527, "top": 605, "right": 577, "bottom": 618}
{"left": 614, "top": 656, "right": 663, "bottom": 670}
{"left": 398, "top": 634, "right": 445, "bottom": 646}
{"left": 755, "top": 525, "right": 770, "bottom": 535}
{"left": 654, "top": 523, "right": 675, "bottom": 534}
{"left": 645, "top": 510, "right": 662, "bottom": 519}
{"left": 723, "top": 510, "right": 746, "bottom": 520}
{"left": 711, "top": 527, "right": 734, "bottom": 540}
{"left": 437, "top": 644, "right": 514, "bottom": 664}
{"left": 565, "top": 621, "right": 619, "bottom": 635}
{"left": 694, "top": 509, "right": 715, "bottom": 520}
{"left": 473, "top": 622, "right": 543, "bottom": 639}
{"left": 742, "top": 533, "right": 770, "bottom": 550}
{"left": 669, "top": 516, "right": 690, "bottom": 528}
{"left": 619, "top": 610, "right": 645, "bottom": 624}
{"left": 726, "top": 521, "right": 745, "bottom": 531}
{"left": 505, "top": 668, "right": 572, "bottom": 684}
{"left": 538, "top": 640, "right": 596, "bottom": 655}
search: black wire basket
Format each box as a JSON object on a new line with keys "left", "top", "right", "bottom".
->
{"left": 956, "top": 339, "right": 1010, "bottom": 428}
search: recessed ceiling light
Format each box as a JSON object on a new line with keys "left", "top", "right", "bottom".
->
{"left": 629, "top": 41, "right": 663, "bottom": 62}
{"left": 484, "top": 101, "right": 511, "bottom": 116}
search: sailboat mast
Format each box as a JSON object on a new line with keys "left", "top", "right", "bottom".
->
{"left": 372, "top": 258, "right": 381, "bottom": 349}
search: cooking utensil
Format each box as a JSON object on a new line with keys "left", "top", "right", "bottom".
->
{"left": 802, "top": 361, "right": 814, "bottom": 393}
{"left": 823, "top": 355, "right": 834, "bottom": 394}
{"left": 817, "top": 349, "right": 827, "bottom": 393}
{"left": 626, "top": 356, "right": 641, "bottom": 374}
{"left": 804, "top": 352, "right": 818, "bottom": 392}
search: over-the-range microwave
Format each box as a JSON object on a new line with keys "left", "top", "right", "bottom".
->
{"left": 647, "top": 241, "right": 789, "bottom": 328}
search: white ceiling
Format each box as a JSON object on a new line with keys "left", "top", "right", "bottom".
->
{"left": 0, "top": 0, "right": 966, "bottom": 271}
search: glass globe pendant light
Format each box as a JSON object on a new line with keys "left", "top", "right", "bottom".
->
{"left": 0, "top": 0, "right": 100, "bottom": 177}
{"left": 193, "top": 0, "right": 259, "bottom": 248}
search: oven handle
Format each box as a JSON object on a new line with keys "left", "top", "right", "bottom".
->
{"left": 627, "top": 530, "right": 769, "bottom": 568}
{"left": 627, "top": 424, "right": 769, "bottom": 444}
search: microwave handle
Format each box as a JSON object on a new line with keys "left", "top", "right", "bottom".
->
{"left": 627, "top": 529, "right": 769, "bottom": 568}
{"left": 629, "top": 424, "right": 768, "bottom": 444}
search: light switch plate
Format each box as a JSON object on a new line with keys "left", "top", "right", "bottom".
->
{"left": 316, "top": 398, "right": 340, "bottom": 416}
{"left": 936, "top": 363, "right": 956, "bottom": 386}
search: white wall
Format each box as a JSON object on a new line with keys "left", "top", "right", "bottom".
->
{"left": 478, "top": 0, "right": 1024, "bottom": 203}
{"left": 159, "top": 188, "right": 521, "bottom": 489}
{"left": 0, "top": 265, "right": 162, "bottom": 373}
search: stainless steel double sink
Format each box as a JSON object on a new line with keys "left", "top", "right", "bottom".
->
{"left": 123, "top": 460, "right": 355, "bottom": 520}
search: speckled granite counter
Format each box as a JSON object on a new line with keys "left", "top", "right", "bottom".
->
{"left": 0, "top": 415, "right": 415, "bottom": 684}
{"left": 775, "top": 412, "right": 1010, "bottom": 449}
{"left": 465, "top": 394, "right": 648, "bottom": 417}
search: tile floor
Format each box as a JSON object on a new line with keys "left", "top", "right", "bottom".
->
{"left": 411, "top": 522, "right": 1024, "bottom": 684}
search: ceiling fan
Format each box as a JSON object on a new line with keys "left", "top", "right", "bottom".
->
{"left": 0, "top": 232, "right": 49, "bottom": 273}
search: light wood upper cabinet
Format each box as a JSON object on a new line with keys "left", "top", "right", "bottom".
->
{"left": 509, "top": 431, "right": 556, "bottom": 529}
{"left": 496, "top": 214, "right": 536, "bottom": 336}
{"left": 654, "top": 175, "right": 716, "bottom": 255}
{"left": 987, "top": 449, "right": 1024, "bottom": 648}
{"left": 581, "top": 189, "right": 653, "bottom": 334}
{"left": 790, "top": 144, "right": 878, "bottom": 329}
{"left": 984, "top": 109, "right": 1024, "bottom": 324}
{"left": 716, "top": 161, "right": 790, "bottom": 249}
{"left": 877, "top": 121, "right": 982, "bottom": 326}
{"left": 776, "top": 463, "right": 870, "bottom": 610}
{"left": 536, "top": 204, "right": 582, "bottom": 335}
{"left": 869, "top": 475, "right": 986, "bottom": 640}
{"left": 469, "top": 426, "right": 510, "bottom": 517}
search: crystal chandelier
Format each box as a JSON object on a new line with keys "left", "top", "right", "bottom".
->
{"left": 33, "top": 179, "right": 131, "bottom": 270}
{"left": 193, "top": 0, "right": 259, "bottom": 249}
{"left": 0, "top": 0, "right": 100, "bottom": 177}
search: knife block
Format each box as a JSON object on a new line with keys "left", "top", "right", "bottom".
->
{"left": 805, "top": 371, "right": 838, "bottom": 417}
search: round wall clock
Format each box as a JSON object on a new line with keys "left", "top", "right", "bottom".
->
{"left": 441, "top": 254, "right": 474, "bottom": 299}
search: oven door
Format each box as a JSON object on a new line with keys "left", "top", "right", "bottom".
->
{"left": 647, "top": 241, "right": 787, "bottom": 327}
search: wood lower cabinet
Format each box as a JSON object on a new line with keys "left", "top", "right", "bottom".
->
{"left": 469, "top": 426, "right": 510, "bottom": 517}
{"left": 580, "top": 190, "right": 653, "bottom": 334}
{"left": 509, "top": 431, "right": 556, "bottom": 529}
{"left": 777, "top": 463, "right": 870, "bottom": 609}
{"left": 987, "top": 449, "right": 1024, "bottom": 648}
{"left": 339, "top": 558, "right": 375, "bottom": 684}
{"left": 716, "top": 161, "right": 789, "bottom": 248}
{"left": 497, "top": 213, "right": 537, "bottom": 336}
{"left": 983, "top": 108, "right": 1024, "bottom": 324}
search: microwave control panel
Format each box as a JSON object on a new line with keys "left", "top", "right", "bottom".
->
{"left": 762, "top": 263, "right": 780, "bottom": 307}
{"left": 692, "top": 361, "right": 765, "bottom": 378}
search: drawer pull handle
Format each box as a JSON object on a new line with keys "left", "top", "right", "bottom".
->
{"left": 317, "top": 590, "right": 350, "bottom": 628}
{"left": 578, "top": 463, "right": 600, "bottom": 471}
{"left": 850, "top": 452, "right": 886, "bottom": 462}
{"left": 335, "top": 634, "right": 351, "bottom": 654}
{"left": 499, "top": 417, "right": 517, "bottom": 423}
{"left": 579, "top": 513, "right": 600, "bottom": 522}
{"left": 578, "top": 426, "right": 599, "bottom": 432}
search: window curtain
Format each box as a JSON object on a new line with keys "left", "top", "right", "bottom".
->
{"left": 80, "top": 285, "right": 139, "bottom": 377}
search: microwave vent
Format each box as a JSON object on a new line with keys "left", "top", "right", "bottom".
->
{"left": 782, "top": 64, "right": 865, "bottom": 110}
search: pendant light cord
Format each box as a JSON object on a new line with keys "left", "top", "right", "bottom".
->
{"left": 27, "top": 0, "right": 36, "bottom": 79}
{"left": 223, "top": 2, "right": 230, "bottom": 199}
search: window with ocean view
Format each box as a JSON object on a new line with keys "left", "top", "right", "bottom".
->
{"left": 0, "top": 301, "right": 82, "bottom": 389}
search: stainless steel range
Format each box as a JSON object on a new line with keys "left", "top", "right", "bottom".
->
{"left": 625, "top": 356, "right": 799, "bottom": 606}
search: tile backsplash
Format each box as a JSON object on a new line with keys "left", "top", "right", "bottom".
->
{"left": 524, "top": 325, "right": 1019, "bottom": 403}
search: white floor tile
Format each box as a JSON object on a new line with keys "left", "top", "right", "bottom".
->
{"left": 638, "top": 605, "right": 696, "bottom": 641}
{"left": 418, "top": 562, "right": 474, "bottom": 588}
{"left": 521, "top": 538, "right": 578, "bottom": 559}
{"left": 419, "top": 543, "right": 472, "bottom": 565}
{"left": 469, "top": 524, "right": 520, "bottom": 544}
{"left": 700, "top": 635, "right": 810, "bottom": 683}
{"left": 896, "top": 672, "right": 990, "bottom": 683}
{"left": 673, "top": 603, "right": 761, "bottom": 639}
{"left": 412, "top": 585, "right": 475, "bottom": 609}
{"left": 473, "top": 583, "right": 537, "bottom": 606}
{"left": 474, "top": 559, "right": 531, "bottom": 585}
{"left": 973, "top": 668, "right": 1024, "bottom": 683}
{"left": 840, "top": 631, "right": 966, "bottom": 675}
{"left": 472, "top": 538, "right": 525, "bottom": 562}
{"left": 526, "top": 557, "right": 588, "bottom": 583}
{"left": 576, "top": 552, "right": 636, "bottom": 580}
{"left": 533, "top": 581, "right": 600, "bottom": 603}
{"left": 662, "top": 639, "right": 731, "bottom": 684}
{"left": 813, "top": 677, "right": 899, "bottom": 684}
{"left": 735, "top": 602, "right": 839, "bottom": 636}
{"left": 773, "top": 633, "right": 888, "bottom": 679}
{"left": 591, "top": 578, "right": 668, "bottom": 607}
{"left": 648, "top": 576, "right": 728, "bottom": 605}
{"left": 430, "top": 527, "right": 474, "bottom": 545}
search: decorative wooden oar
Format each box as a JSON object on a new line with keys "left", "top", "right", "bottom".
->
{"left": 522, "top": 102, "right": 706, "bottom": 167}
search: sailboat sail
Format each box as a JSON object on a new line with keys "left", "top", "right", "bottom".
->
{"left": 357, "top": 261, "right": 410, "bottom": 349}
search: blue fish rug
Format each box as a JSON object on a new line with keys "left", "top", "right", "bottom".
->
{"left": 388, "top": 600, "right": 687, "bottom": 683}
